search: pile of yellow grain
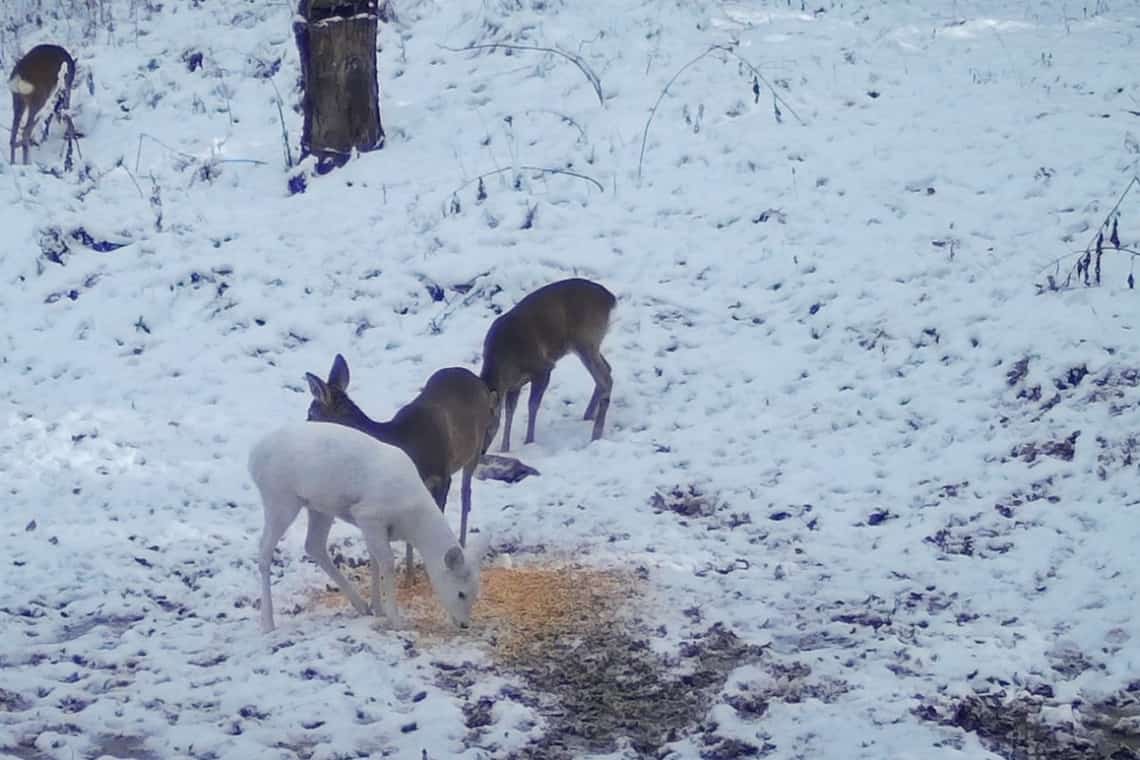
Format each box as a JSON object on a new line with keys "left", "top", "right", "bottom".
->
{"left": 310, "top": 561, "right": 638, "bottom": 655}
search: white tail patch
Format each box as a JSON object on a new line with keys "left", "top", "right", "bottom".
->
{"left": 9, "top": 74, "right": 35, "bottom": 96}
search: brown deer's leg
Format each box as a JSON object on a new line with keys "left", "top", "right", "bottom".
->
{"left": 9, "top": 96, "right": 20, "bottom": 164}
{"left": 458, "top": 459, "right": 475, "bottom": 546}
{"left": 405, "top": 478, "right": 449, "bottom": 582}
{"left": 584, "top": 385, "right": 602, "bottom": 420}
{"left": 404, "top": 543, "right": 415, "bottom": 583}
{"left": 500, "top": 387, "right": 521, "bottom": 452}
{"left": 10, "top": 94, "right": 26, "bottom": 164}
{"left": 20, "top": 115, "right": 36, "bottom": 164}
{"left": 524, "top": 369, "right": 551, "bottom": 445}
{"left": 578, "top": 350, "right": 612, "bottom": 441}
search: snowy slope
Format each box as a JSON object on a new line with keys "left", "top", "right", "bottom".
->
{"left": 2, "top": 0, "right": 1139, "bottom": 757}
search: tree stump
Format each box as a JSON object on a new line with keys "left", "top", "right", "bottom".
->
{"left": 294, "top": 0, "right": 385, "bottom": 169}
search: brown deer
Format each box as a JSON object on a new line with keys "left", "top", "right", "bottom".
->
{"left": 305, "top": 354, "right": 496, "bottom": 581}
{"left": 9, "top": 44, "right": 75, "bottom": 164}
{"left": 480, "top": 277, "right": 616, "bottom": 452}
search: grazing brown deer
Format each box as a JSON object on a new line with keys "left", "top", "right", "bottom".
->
{"left": 9, "top": 44, "right": 75, "bottom": 164}
{"left": 305, "top": 354, "right": 497, "bottom": 581}
{"left": 480, "top": 278, "right": 616, "bottom": 452}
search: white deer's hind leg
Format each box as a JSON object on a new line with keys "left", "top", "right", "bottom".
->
{"left": 370, "top": 558, "right": 381, "bottom": 613}
{"left": 358, "top": 521, "right": 402, "bottom": 627}
{"left": 258, "top": 492, "right": 302, "bottom": 633}
{"left": 304, "top": 510, "right": 370, "bottom": 616}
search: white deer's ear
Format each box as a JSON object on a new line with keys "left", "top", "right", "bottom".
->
{"left": 330, "top": 354, "right": 350, "bottom": 391}
{"left": 469, "top": 532, "right": 493, "bottom": 560}
{"left": 444, "top": 545, "right": 466, "bottom": 572}
{"left": 305, "top": 372, "right": 329, "bottom": 404}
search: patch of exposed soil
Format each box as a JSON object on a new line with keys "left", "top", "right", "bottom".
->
{"left": 916, "top": 687, "right": 1140, "bottom": 760}
{"left": 503, "top": 623, "right": 767, "bottom": 759}
{"left": 312, "top": 561, "right": 768, "bottom": 756}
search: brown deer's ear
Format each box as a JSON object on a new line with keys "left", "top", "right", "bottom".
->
{"left": 444, "top": 545, "right": 466, "bottom": 572}
{"left": 305, "top": 372, "right": 330, "bottom": 404}
{"left": 329, "top": 354, "right": 350, "bottom": 390}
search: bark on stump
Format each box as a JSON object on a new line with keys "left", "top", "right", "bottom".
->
{"left": 294, "top": 0, "right": 385, "bottom": 169}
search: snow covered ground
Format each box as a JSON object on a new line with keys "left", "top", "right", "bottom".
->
{"left": 2, "top": 0, "right": 1139, "bottom": 757}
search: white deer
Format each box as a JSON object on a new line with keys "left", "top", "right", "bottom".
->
{"left": 248, "top": 421, "right": 485, "bottom": 632}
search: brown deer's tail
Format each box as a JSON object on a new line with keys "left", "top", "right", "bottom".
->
{"left": 8, "top": 70, "right": 33, "bottom": 96}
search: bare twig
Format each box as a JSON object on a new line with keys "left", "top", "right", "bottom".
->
{"left": 1037, "top": 248, "right": 1140, "bottom": 291}
{"left": 729, "top": 56, "right": 802, "bottom": 124}
{"left": 60, "top": 112, "right": 82, "bottom": 171}
{"left": 212, "top": 64, "right": 236, "bottom": 127}
{"left": 135, "top": 132, "right": 197, "bottom": 173}
{"left": 439, "top": 42, "right": 604, "bottom": 106}
{"left": 523, "top": 108, "right": 588, "bottom": 143}
{"left": 1066, "top": 246, "right": 1140, "bottom": 260}
{"left": 428, "top": 271, "right": 495, "bottom": 334}
{"left": 1037, "top": 176, "right": 1140, "bottom": 289}
{"left": 638, "top": 48, "right": 715, "bottom": 182}
{"left": 149, "top": 173, "right": 163, "bottom": 232}
{"left": 268, "top": 76, "right": 294, "bottom": 169}
{"left": 637, "top": 44, "right": 803, "bottom": 182}
{"left": 132, "top": 132, "right": 264, "bottom": 173}
{"left": 117, "top": 160, "right": 148, "bottom": 201}
{"left": 1084, "top": 175, "right": 1137, "bottom": 252}
{"left": 451, "top": 164, "right": 603, "bottom": 197}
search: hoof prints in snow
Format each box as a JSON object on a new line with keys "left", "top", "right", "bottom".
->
{"left": 651, "top": 483, "right": 721, "bottom": 518}
{"left": 650, "top": 483, "right": 754, "bottom": 530}
{"left": 0, "top": 688, "right": 32, "bottom": 712}
{"left": 922, "top": 361, "right": 1140, "bottom": 560}
{"left": 1010, "top": 432, "right": 1080, "bottom": 464}
{"left": 3, "top": 732, "right": 156, "bottom": 760}
{"left": 38, "top": 225, "right": 128, "bottom": 268}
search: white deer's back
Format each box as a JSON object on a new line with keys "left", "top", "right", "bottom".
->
{"left": 249, "top": 422, "right": 427, "bottom": 523}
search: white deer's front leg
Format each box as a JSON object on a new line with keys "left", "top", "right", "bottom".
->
{"left": 359, "top": 522, "right": 402, "bottom": 628}
{"left": 259, "top": 560, "right": 276, "bottom": 633}
{"left": 305, "top": 511, "right": 370, "bottom": 615}
{"left": 370, "top": 558, "right": 381, "bottom": 614}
